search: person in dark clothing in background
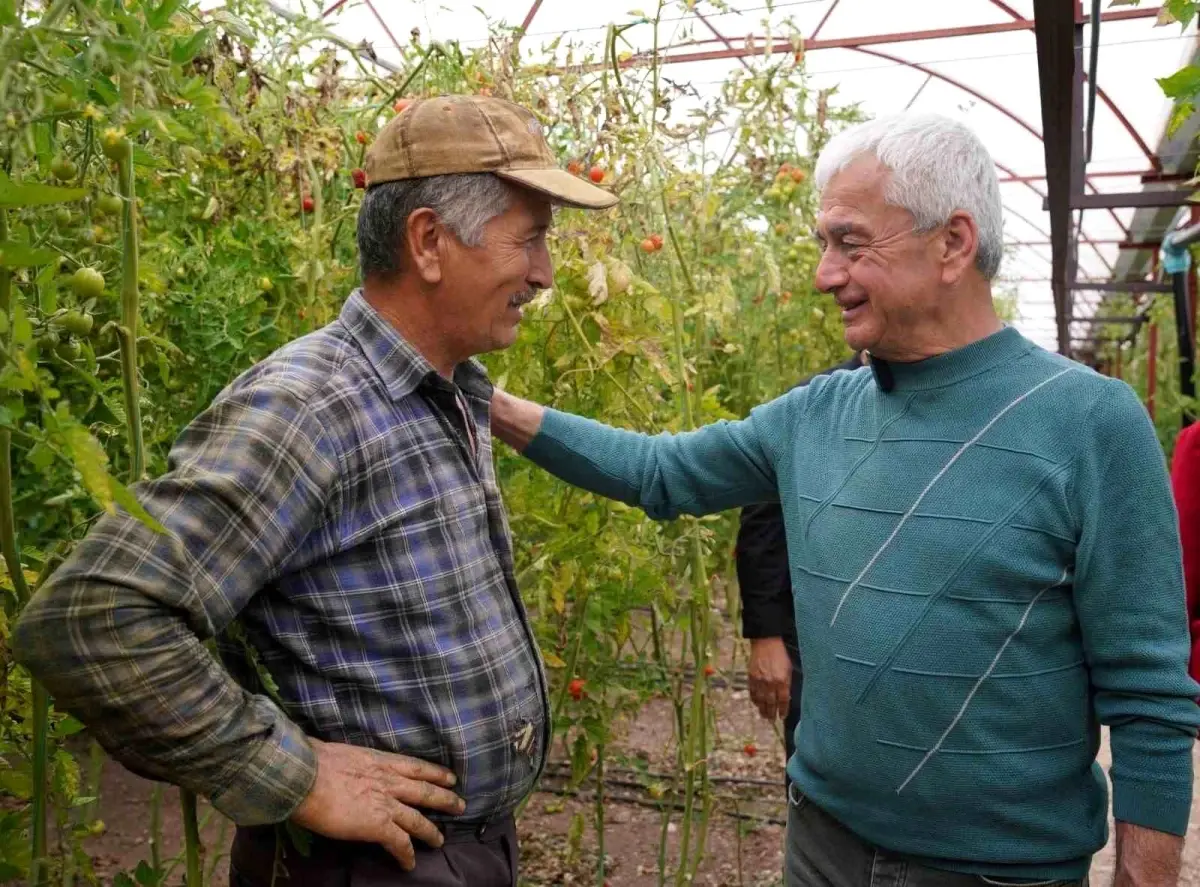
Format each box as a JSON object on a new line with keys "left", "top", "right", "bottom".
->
{"left": 735, "top": 351, "right": 865, "bottom": 777}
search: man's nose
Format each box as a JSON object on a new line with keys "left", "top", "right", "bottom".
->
{"left": 814, "top": 248, "right": 848, "bottom": 294}
{"left": 528, "top": 239, "right": 553, "bottom": 290}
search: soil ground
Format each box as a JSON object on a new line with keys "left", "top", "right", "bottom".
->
{"left": 59, "top": 689, "right": 1200, "bottom": 887}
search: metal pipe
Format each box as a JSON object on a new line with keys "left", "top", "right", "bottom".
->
{"left": 1174, "top": 270, "right": 1195, "bottom": 427}
{"left": 1086, "top": 0, "right": 1100, "bottom": 162}
{"left": 1163, "top": 222, "right": 1200, "bottom": 251}
{"left": 1163, "top": 237, "right": 1197, "bottom": 426}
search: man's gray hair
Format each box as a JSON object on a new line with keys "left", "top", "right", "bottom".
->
{"left": 357, "top": 173, "right": 513, "bottom": 280}
{"left": 813, "top": 114, "right": 1004, "bottom": 279}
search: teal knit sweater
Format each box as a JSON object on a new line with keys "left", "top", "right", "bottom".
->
{"left": 523, "top": 326, "right": 1200, "bottom": 878}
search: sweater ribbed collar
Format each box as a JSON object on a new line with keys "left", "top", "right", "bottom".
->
{"left": 867, "top": 325, "right": 1035, "bottom": 393}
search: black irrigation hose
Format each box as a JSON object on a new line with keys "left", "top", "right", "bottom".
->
{"left": 542, "top": 760, "right": 785, "bottom": 790}
{"left": 535, "top": 784, "right": 787, "bottom": 828}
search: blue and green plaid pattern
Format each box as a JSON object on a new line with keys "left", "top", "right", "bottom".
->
{"left": 13, "top": 289, "right": 550, "bottom": 826}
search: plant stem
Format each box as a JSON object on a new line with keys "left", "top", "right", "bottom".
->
{"left": 594, "top": 742, "right": 606, "bottom": 887}
{"left": 0, "top": 207, "right": 49, "bottom": 887}
{"left": 149, "top": 783, "right": 163, "bottom": 872}
{"left": 29, "top": 681, "right": 49, "bottom": 887}
{"left": 204, "top": 817, "right": 230, "bottom": 884}
{"left": 302, "top": 155, "right": 323, "bottom": 311}
{"left": 116, "top": 142, "right": 143, "bottom": 483}
{"left": 181, "top": 789, "right": 203, "bottom": 886}
{"left": 83, "top": 740, "right": 104, "bottom": 826}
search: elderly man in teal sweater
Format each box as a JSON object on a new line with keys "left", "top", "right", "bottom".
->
{"left": 491, "top": 113, "right": 1199, "bottom": 886}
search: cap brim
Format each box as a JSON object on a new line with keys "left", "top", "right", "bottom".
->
{"left": 496, "top": 168, "right": 619, "bottom": 210}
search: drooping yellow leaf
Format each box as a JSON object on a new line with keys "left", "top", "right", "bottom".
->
{"left": 587, "top": 260, "right": 608, "bottom": 306}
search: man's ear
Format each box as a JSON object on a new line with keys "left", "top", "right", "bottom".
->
{"left": 405, "top": 207, "right": 444, "bottom": 285}
{"left": 939, "top": 210, "right": 980, "bottom": 285}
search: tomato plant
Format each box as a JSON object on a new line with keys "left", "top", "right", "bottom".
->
{"left": 0, "top": 1, "right": 864, "bottom": 884}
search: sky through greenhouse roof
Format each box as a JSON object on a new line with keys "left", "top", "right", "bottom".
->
{"left": 269, "top": 0, "right": 1200, "bottom": 356}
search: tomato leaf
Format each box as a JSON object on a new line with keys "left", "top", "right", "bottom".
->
{"left": 1166, "top": 0, "right": 1197, "bottom": 27}
{"left": 172, "top": 28, "right": 212, "bottom": 65}
{"left": 51, "top": 409, "right": 166, "bottom": 534}
{"left": 0, "top": 241, "right": 57, "bottom": 267}
{"left": 147, "top": 0, "right": 185, "bottom": 30}
{"left": 134, "top": 859, "right": 160, "bottom": 886}
{"left": 0, "top": 172, "right": 86, "bottom": 207}
{"left": 570, "top": 732, "right": 592, "bottom": 787}
{"left": 88, "top": 75, "right": 120, "bottom": 106}
{"left": 1157, "top": 65, "right": 1200, "bottom": 100}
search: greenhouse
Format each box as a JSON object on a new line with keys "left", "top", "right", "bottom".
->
{"left": 2, "top": 2, "right": 1200, "bottom": 885}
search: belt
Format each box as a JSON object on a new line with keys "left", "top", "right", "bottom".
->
{"left": 437, "top": 813, "right": 511, "bottom": 844}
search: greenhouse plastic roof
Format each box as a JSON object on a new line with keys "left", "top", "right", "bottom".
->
{"left": 271, "top": 0, "right": 1200, "bottom": 355}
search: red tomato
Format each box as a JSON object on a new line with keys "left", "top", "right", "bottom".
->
{"left": 352, "top": 168, "right": 367, "bottom": 190}
{"left": 302, "top": 195, "right": 315, "bottom": 213}
{"left": 568, "top": 678, "right": 586, "bottom": 701}
{"left": 588, "top": 166, "right": 605, "bottom": 183}
{"left": 743, "top": 743, "right": 757, "bottom": 757}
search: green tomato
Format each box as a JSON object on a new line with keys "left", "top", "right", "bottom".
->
{"left": 50, "top": 155, "right": 77, "bottom": 182}
{"left": 96, "top": 193, "right": 123, "bottom": 215}
{"left": 69, "top": 267, "right": 105, "bottom": 300}
{"left": 49, "top": 93, "right": 73, "bottom": 113}
{"left": 55, "top": 339, "right": 82, "bottom": 361}
{"left": 54, "top": 207, "right": 72, "bottom": 229}
{"left": 50, "top": 310, "right": 94, "bottom": 337}
{"left": 100, "top": 128, "right": 131, "bottom": 162}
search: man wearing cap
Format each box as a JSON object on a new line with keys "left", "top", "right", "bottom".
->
{"left": 13, "top": 95, "right": 617, "bottom": 887}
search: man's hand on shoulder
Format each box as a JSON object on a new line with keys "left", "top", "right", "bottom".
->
{"left": 290, "top": 739, "right": 466, "bottom": 871}
{"left": 747, "top": 636, "right": 792, "bottom": 722}
{"left": 490, "top": 388, "right": 545, "bottom": 452}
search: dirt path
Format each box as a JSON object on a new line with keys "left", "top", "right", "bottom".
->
{"left": 72, "top": 710, "right": 1200, "bottom": 886}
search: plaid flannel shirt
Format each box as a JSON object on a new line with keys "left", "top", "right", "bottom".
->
{"left": 12, "top": 289, "right": 550, "bottom": 826}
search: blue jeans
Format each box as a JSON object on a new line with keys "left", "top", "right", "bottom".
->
{"left": 784, "top": 785, "right": 1088, "bottom": 887}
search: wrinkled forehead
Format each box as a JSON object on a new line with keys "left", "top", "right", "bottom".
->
{"left": 816, "top": 159, "right": 911, "bottom": 236}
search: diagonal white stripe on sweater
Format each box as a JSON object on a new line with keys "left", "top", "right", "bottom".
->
{"left": 895, "top": 567, "right": 1070, "bottom": 794}
{"left": 829, "top": 367, "right": 1075, "bottom": 627}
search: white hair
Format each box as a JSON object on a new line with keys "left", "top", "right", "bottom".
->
{"left": 813, "top": 114, "right": 1004, "bottom": 279}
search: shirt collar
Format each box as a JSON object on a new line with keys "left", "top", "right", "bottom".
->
{"left": 339, "top": 289, "right": 494, "bottom": 402}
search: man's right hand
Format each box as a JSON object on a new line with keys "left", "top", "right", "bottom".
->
{"left": 290, "top": 738, "right": 466, "bottom": 870}
{"left": 747, "top": 636, "right": 793, "bottom": 722}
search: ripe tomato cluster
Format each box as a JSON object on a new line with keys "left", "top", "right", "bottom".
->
{"left": 777, "top": 162, "right": 807, "bottom": 184}
{"left": 567, "top": 160, "right": 607, "bottom": 184}
{"left": 640, "top": 233, "right": 664, "bottom": 254}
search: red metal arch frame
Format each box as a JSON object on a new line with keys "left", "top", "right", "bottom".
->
{"left": 985, "top": 0, "right": 1160, "bottom": 171}
{"left": 849, "top": 45, "right": 1130, "bottom": 245}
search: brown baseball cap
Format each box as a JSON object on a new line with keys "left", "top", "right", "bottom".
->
{"left": 365, "top": 94, "right": 618, "bottom": 210}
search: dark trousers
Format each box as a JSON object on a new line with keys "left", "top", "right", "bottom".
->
{"left": 783, "top": 635, "right": 804, "bottom": 782}
{"left": 785, "top": 786, "right": 1088, "bottom": 887}
{"left": 228, "top": 816, "right": 517, "bottom": 887}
